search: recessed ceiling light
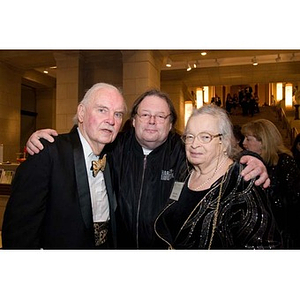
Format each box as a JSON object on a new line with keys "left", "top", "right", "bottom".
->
{"left": 201, "top": 52, "right": 207, "bottom": 56}
{"left": 166, "top": 58, "right": 172, "bottom": 67}
{"left": 252, "top": 57, "right": 258, "bottom": 66}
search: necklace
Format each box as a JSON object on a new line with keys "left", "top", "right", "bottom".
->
{"left": 208, "top": 174, "right": 226, "bottom": 249}
{"left": 190, "top": 156, "right": 228, "bottom": 191}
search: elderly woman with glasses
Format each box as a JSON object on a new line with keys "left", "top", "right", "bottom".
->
{"left": 154, "top": 105, "right": 282, "bottom": 249}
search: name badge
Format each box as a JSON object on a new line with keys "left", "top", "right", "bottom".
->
{"left": 170, "top": 181, "right": 184, "bottom": 201}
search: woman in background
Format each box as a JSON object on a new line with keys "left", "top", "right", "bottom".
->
{"left": 242, "top": 119, "right": 300, "bottom": 248}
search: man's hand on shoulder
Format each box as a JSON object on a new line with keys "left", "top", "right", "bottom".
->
{"left": 26, "top": 129, "right": 58, "bottom": 155}
{"left": 239, "top": 155, "right": 270, "bottom": 189}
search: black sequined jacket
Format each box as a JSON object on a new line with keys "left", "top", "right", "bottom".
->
{"left": 154, "top": 161, "right": 282, "bottom": 249}
{"left": 266, "top": 153, "right": 300, "bottom": 248}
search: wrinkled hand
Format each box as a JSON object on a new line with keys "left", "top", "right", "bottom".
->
{"left": 26, "top": 129, "right": 58, "bottom": 155}
{"left": 239, "top": 155, "right": 270, "bottom": 188}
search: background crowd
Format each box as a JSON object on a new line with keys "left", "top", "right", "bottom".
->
{"left": 222, "top": 86, "right": 260, "bottom": 117}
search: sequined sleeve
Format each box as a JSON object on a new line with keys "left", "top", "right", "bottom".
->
{"left": 268, "top": 153, "right": 300, "bottom": 205}
{"left": 218, "top": 184, "right": 282, "bottom": 249}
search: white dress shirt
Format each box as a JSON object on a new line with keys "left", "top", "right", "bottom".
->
{"left": 142, "top": 147, "right": 152, "bottom": 155}
{"left": 77, "top": 128, "right": 110, "bottom": 222}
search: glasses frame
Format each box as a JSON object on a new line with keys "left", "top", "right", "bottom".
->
{"left": 181, "top": 132, "right": 223, "bottom": 144}
{"left": 136, "top": 112, "right": 171, "bottom": 124}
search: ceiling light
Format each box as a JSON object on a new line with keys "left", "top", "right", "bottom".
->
{"left": 201, "top": 52, "right": 207, "bottom": 56}
{"left": 166, "top": 58, "right": 172, "bottom": 68}
{"left": 43, "top": 69, "right": 49, "bottom": 74}
{"left": 187, "top": 63, "right": 192, "bottom": 71}
{"left": 290, "top": 53, "right": 295, "bottom": 61}
{"left": 275, "top": 54, "right": 281, "bottom": 62}
{"left": 193, "top": 63, "right": 197, "bottom": 68}
{"left": 252, "top": 57, "right": 258, "bottom": 66}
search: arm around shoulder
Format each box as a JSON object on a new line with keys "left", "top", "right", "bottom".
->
{"left": 26, "top": 128, "right": 58, "bottom": 155}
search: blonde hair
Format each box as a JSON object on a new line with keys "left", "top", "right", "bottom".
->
{"left": 241, "top": 119, "right": 292, "bottom": 166}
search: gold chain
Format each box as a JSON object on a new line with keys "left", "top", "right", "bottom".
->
{"left": 191, "top": 156, "right": 228, "bottom": 191}
{"left": 208, "top": 174, "right": 226, "bottom": 249}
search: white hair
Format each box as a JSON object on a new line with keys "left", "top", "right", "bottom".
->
{"left": 186, "top": 104, "right": 235, "bottom": 158}
{"left": 73, "top": 83, "right": 124, "bottom": 124}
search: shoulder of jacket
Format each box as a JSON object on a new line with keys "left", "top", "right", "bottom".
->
{"left": 39, "top": 132, "right": 73, "bottom": 149}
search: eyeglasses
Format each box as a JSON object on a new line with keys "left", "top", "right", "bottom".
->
{"left": 136, "top": 113, "right": 171, "bottom": 124}
{"left": 181, "top": 132, "right": 223, "bottom": 144}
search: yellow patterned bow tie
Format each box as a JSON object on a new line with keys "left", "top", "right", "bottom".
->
{"left": 91, "top": 154, "right": 106, "bottom": 177}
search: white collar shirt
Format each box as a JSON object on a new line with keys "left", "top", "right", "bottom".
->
{"left": 142, "top": 147, "right": 152, "bottom": 156}
{"left": 77, "top": 128, "right": 110, "bottom": 222}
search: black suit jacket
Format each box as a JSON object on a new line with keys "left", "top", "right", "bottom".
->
{"left": 2, "top": 129, "right": 117, "bottom": 249}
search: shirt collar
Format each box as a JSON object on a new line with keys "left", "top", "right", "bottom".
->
{"left": 77, "top": 128, "right": 96, "bottom": 160}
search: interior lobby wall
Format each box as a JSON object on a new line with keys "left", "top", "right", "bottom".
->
{"left": 161, "top": 80, "right": 188, "bottom": 133}
{"left": 83, "top": 54, "right": 123, "bottom": 94}
{"left": 36, "top": 88, "right": 56, "bottom": 130}
{"left": 0, "top": 63, "right": 21, "bottom": 163}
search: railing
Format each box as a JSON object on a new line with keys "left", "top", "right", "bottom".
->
{"left": 276, "top": 104, "right": 299, "bottom": 146}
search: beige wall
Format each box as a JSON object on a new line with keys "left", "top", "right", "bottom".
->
{"left": 122, "top": 50, "right": 162, "bottom": 120}
{"left": 161, "top": 80, "right": 189, "bottom": 134}
{"left": 36, "top": 88, "right": 56, "bottom": 130}
{"left": 83, "top": 51, "right": 123, "bottom": 92}
{"left": 0, "top": 62, "right": 22, "bottom": 163}
{"left": 257, "top": 84, "right": 266, "bottom": 106}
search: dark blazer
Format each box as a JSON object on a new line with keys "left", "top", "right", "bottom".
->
{"left": 2, "top": 129, "right": 117, "bottom": 249}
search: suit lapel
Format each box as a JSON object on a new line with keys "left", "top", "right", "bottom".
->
{"left": 70, "top": 130, "right": 93, "bottom": 229}
{"left": 103, "top": 161, "right": 117, "bottom": 247}
{"left": 103, "top": 163, "right": 117, "bottom": 212}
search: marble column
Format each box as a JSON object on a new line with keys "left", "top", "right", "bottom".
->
{"left": 54, "top": 51, "right": 84, "bottom": 133}
{"left": 122, "top": 50, "right": 162, "bottom": 117}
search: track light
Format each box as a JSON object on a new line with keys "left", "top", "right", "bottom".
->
{"left": 201, "top": 51, "right": 207, "bottom": 56}
{"left": 290, "top": 53, "right": 295, "bottom": 61}
{"left": 252, "top": 57, "right": 258, "bottom": 66}
{"left": 275, "top": 54, "right": 281, "bottom": 62}
{"left": 187, "top": 63, "right": 192, "bottom": 71}
{"left": 166, "top": 58, "right": 172, "bottom": 68}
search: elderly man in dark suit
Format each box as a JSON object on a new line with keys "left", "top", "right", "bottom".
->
{"left": 1, "top": 83, "right": 126, "bottom": 249}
